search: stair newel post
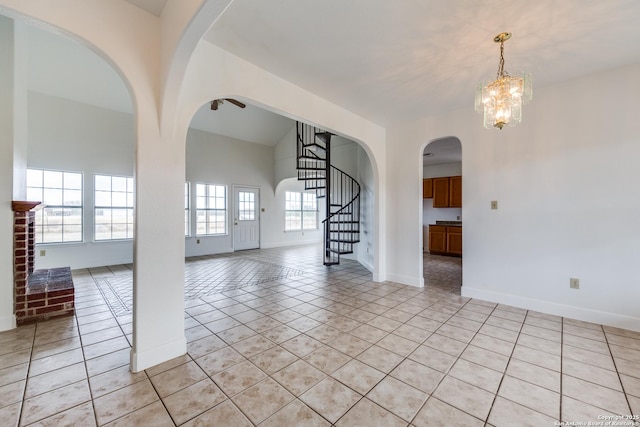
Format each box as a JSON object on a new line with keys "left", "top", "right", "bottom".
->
{"left": 324, "top": 133, "right": 332, "bottom": 264}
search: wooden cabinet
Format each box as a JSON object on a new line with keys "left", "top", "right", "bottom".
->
{"left": 422, "top": 179, "right": 433, "bottom": 199}
{"left": 432, "top": 178, "right": 450, "bottom": 207}
{"left": 428, "top": 225, "right": 446, "bottom": 253}
{"left": 429, "top": 225, "right": 462, "bottom": 256}
{"left": 431, "top": 176, "right": 461, "bottom": 208}
{"left": 449, "top": 176, "right": 462, "bottom": 208}
{"left": 446, "top": 226, "right": 462, "bottom": 255}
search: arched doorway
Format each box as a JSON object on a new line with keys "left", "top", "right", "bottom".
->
{"left": 421, "top": 137, "right": 462, "bottom": 292}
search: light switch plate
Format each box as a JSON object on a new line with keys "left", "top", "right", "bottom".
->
{"left": 491, "top": 201, "right": 498, "bottom": 210}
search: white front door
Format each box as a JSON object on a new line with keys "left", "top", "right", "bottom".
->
{"left": 233, "top": 186, "right": 260, "bottom": 250}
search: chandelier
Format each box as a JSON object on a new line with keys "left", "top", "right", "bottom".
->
{"left": 475, "top": 32, "right": 532, "bottom": 130}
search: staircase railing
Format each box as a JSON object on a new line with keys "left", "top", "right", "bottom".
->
{"left": 296, "top": 121, "right": 360, "bottom": 265}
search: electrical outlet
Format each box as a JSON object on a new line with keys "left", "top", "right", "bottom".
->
{"left": 196, "top": 239, "right": 200, "bottom": 244}
{"left": 570, "top": 278, "right": 580, "bottom": 289}
{"left": 40, "top": 250, "right": 46, "bottom": 256}
{"left": 491, "top": 201, "right": 498, "bottom": 210}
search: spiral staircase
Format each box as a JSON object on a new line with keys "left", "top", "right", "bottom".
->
{"left": 296, "top": 122, "right": 360, "bottom": 265}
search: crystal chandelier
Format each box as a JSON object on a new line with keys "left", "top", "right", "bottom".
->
{"left": 475, "top": 32, "right": 532, "bottom": 130}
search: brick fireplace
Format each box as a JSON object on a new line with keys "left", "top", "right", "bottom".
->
{"left": 12, "top": 201, "right": 75, "bottom": 325}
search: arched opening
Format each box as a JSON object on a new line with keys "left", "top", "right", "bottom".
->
{"left": 421, "top": 137, "right": 462, "bottom": 293}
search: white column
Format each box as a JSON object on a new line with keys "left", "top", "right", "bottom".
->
{"left": 0, "top": 16, "right": 28, "bottom": 331}
{"left": 130, "top": 114, "right": 187, "bottom": 372}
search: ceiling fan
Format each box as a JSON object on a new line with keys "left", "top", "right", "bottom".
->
{"left": 210, "top": 98, "right": 246, "bottom": 110}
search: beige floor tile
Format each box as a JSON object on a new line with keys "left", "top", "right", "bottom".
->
{"left": 85, "top": 348, "right": 131, "bottom": 377}
{"left": 25, "top": 362, "right": 87, "bottom": 398}
{"left": 511, "top": 345, "right": 560, "bottom": 372}
{"left": 82, "top": 336, "right": 130, "bottom": 360}
{"left": 261, "top": 324, "right": 300, "bottom": 344}
{"left": 436, "top": 324, "right": 476, "bottom": 343}
{"left": 303, "top": 346, "right": 351, "bottom": 374}
{"left": 621, "top": 373, "right": 640, "bottom": 397}
{"left": 610, "top": 344, "right": 640, "bottom": 364}
{"left": 0, "top": 380, "right": 24, "bottom": 409}
{"left": 562, "top": 333, "right": 610, "bottom": 355}
{"left": 563, "top": 358, "right": 622, "bottom": 391}
{"left": 185, "top": 325, "right": 213, "bottom": 343}
{"left": 232, "top": 378, "right": 295, "bottom": 424}
{"left": 488, "top": 396, "right": 557, "bottom": 427}
{"left": 88, "top": 364, "right": 147, "bottom": 399}
{"left": 376, "top": 334, "right": 420, "bottom": 357}
{"left": 332, "top": 359, "right": 385, "bottom": 395}
{"left": 81, "top": 326, "right": 124, "bottom": 347}
{"left": 433, "top": 376, "right": 495, "bottom": 421}
{"left": 335, "top": 397, "right": 406, "bottom": 427}
{"left": 0, "top": 363, "right": 28, "bottom": 388}
{"left": 31, "top": 336, "right": 82, "bottom": 361}
{"left": 282, "top": 335, "right": 325, "bottom": 358}
{"left": 328, "top": 334, "right": 372, "bottom": 357}
{"left": 561, "top": 396, "right": 621, "bottom": 424}
{"left": 498, "top": 376, "right": 559, "bottom": 419}
{"left": 28, "top": 348, "right": 84, "bottom": 377}
{"left": 390, "top": 358, "right": 444, "bottom": 394}
{"left": 413, "top": 397, "right": 484, "bottom": 427}
{"left": 325, "top": 316, "right": 362, "bottom": 333}
{"left": 272, "top": 359, "right": 327, "bottom": 396}
{"left": 232, "top": 334, "right": 275, "bottom": 358}
{"left": 506, "top": 358, "right": 560, "bottom": 393}
{"left": 93, "top": 378, "right": 158, "bottom": 425}
{"left": 27, "top": 401, "right": 96, "bottom": 427}
{"left": 181, "top": 400, "right": 251, "bottom": 426}
{"left": 356, "top": 345, "right": 404, "bottom": 373}
{"left": 517, "top": 334, "right": 561, "bottom": 355}
{"left": 460, "top": 345, "right": 509, "bottom": 373}
{"left": 628, "top": 394, "right": 639, "bottom": 416}
{"left": 0, "top": 349, "right": 31, "bottom": 371}
{"left": 408, "top": 345, "right": 457, "bottom": 373}
{"left": 349, "top": 324, "right": 388, "bottom": 344}
{"left": 0, "top": 401, "right": 20, "bottom": 427}
{"left": 104, "top": 401, "right": 173, "bottom": 427}
{"left": 485, "top": 315, "right": 522, "bottom": 332}
{"left": 150, "top": 360, "right": 207, "bottom": 398}
{"left": 367, "top": 316, "right": 402, "bottom": 333}
{"left": 245, "top": 316, "right": 281, "bottom": 333}
{"left": 194, "top": 346, "right": 246, "bottom": 375}
{"left": 423, "top": 333, "right": 467, "bottom": 356}
{"left": 203, "top": 317, "right": 242, "bottom": 334}
{"left": 213, "top": 360, "right": 267, "bottom": 396}
{"left": 186, "top": 334, "right": 227, "bottom": 359}
{"left": 250, "top": 345, "right": 298, "bottom": 374}
{"left": 300, "top": 377, "right": 361, "bottom": 423}
{"left": 449, "top": 358, "right": 503, "bottom": 394}
{"left": 563, "top": 344, "right": 616, "bottom": 371}
{"left": 446, "top": 316, "right": 483, "bottom": 333}
{"left": 163, "top": 378, "right": 226, "bottom": 425}
{"left": 563, "top": 375, "right": 630, "bottom": 415}
{"left": 21, "top": 380, "right": 91, "bottom": 425}
{"left": 261, "top": 399, "right": 330, "bottom": 427}
{"left": 393, "top": 324, "right": 431, "bottom": 343}
{"left": 563, "top": 324, "right": 605, "bottom": 342}
{"left": 367, "top": 375, "right": 427, "bottom": 422}
{"left": 405, "top": 315, "right": 441, "bottom": 332}
{"left": 288, "top": 316, "right": 323, "bottom": 333}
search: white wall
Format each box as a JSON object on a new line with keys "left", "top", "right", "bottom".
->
{"left": 387, "top": 64, "right": 640, "bottom": 331}
{"left": 28, "top": 92, "right": 135, "bottom": 269}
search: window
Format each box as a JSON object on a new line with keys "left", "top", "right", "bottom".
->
{"left": 94, "top": 174, "right": 134, "bottom": 240}
{"left": 185, "top": 182, "right": 190, "bottom": 236}
{"left": 238, "top": 191, "right": 255, "bottom": 221}
{"left": 285, "top": 191, "right": 318, "bottom": 231}
{"left": 27, "top": 169, "right": 83, "bottom": 243}
{"left": 196, "top": 184, "right": 227, "bottom": 235}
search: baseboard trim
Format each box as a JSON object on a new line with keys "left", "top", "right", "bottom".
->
{"left": 130, "top": 336, "right": 187, "bottom": 373}
{"left": 462, "top": 286, "right": 640, "bottom": 332}
{"left": 0, "top": 313, "right": 16, "bottom": 332}
{"left": 386, "top": 273, "right": 424, "bottom": 288}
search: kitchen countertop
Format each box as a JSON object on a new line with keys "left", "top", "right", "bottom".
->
{"left": 434, "top": 221, "right": 462, "bottom": 226}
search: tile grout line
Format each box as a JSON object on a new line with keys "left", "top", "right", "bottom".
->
{"left": 601, "top": 324, "right": 635, "bottom": 418}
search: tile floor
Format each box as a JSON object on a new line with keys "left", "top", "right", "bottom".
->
{"left": 1, "top": 246, "right": 639, "bottom": 426}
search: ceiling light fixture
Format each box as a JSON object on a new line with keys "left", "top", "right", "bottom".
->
{"left": 475, "top": 32, "right": 532, "bottom": 130}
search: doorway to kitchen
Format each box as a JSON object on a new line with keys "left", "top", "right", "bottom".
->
{"left": 422, "top": 137, "right": 462, "bottom": 291}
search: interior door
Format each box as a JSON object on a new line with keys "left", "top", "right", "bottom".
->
{"left": 233, "top": 186, "right": 260, "bottom": 250}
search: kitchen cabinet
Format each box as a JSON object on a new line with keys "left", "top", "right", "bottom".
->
{"left": 449, "top": 176, "right": 462, "bottom": 207}
{"left": 423, "top": 179, "right": 433, "bottom": 199}
{"left": 428, "top": 225, "right": 446, "bottom": 253}
{"left": 432, "top": 178, "right": 450, "bottom": 207}
{"left": 432, "top": 176, "right": 461, "bottom": 208}
{"left": 429, "top": 225, "right": 462, "bottom": 256}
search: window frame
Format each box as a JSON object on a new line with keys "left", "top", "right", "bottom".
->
{"left": 284, "top": 190, "right": 318, "bottom": 231}
{"left": 26, "top": 168, "right": 84, "bottom": 244}
{"left": 93, "top": 174, "right": 134, "bottom": 241}
{"left": 195, "top": 183, "right": 228, "bottom": 236}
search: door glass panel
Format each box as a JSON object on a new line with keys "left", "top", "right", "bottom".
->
{"left": 238, "top": 191, "right": 255, "bottom": 221}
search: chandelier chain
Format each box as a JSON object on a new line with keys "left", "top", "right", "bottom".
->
{"left": 497, "top": 41, "right": 509, "bottom": 79}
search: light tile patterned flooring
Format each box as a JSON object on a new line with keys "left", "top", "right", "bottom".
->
{"left": 1, "top": 246, "right": 639, "bottom": 426}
